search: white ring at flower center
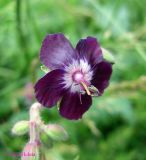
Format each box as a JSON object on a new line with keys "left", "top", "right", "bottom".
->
{"left": 62, "top": 59, "right": 93, "bottom": 93}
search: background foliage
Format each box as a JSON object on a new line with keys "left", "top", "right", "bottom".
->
{"left": 0, "top": 0, "right": 146, "bottom": 159}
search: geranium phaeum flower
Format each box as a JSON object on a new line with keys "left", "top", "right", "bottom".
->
{"left": 34, "top": 33, "right": 112, "bottom": 120}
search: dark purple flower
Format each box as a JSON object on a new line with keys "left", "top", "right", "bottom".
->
{"left": 34, "top": 33, "right": 112, "bottom": 120}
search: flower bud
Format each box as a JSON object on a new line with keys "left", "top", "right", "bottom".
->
{"left": 43, "top": 124, "right": 68, "bottom": 141}
{"left": 12, "top": 121, "right": 29, "bottom": 136}
{"left": 40, "top": 132, "right": 53, "bottom": 148}
{"left": 21, "top": 141, "right": 40, "bottom": 160}
{"left": 101, "top": 47, "right": 115, "bottom": 63}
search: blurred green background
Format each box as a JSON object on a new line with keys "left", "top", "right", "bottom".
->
{"left": 0, "top": 0, "right": 146, "bottom": 159}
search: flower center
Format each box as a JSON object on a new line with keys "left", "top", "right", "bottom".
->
{"left": 72, "top": 71, "right": 91, "bottom": 95}
{"left": 63, "top": 59, "right": 95, "bottom": 95}
{"left": 72, "top": 71, "right": 84, "bottom": 83}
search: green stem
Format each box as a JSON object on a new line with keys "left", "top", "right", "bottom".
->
{"left": 16, "top": 0, "right": 30, "bottom": 73}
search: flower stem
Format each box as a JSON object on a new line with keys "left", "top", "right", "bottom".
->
{"left": 29, "top": 102, "right": 42, "bottom": 144}
{"left": 21, "top": 102, "right": 49, "bottom": 160}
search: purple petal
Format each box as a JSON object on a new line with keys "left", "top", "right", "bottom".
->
{"left": 34, "top": 69, "right": 66, "bottom": 107}
{"left": 92, "top": 61, "right": 112, "bottom": 94}
{"left": 76, "top": 37, "right": 103, "bottom": 65}
{"left": 59, "top": 93, "right": 92, "bottom": 120}
{"left": 40, "top": 33, "right": 77, "bottom": 70}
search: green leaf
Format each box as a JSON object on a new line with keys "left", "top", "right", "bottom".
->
{"left": 101, "top": 47, "right": 115, "bottom": 63}
{"left": 40, "top": 65, "right": 50, "bottom": 73}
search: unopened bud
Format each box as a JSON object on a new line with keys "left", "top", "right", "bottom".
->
{"left": 21, "top": 141, "right": 40, "bottom": 160}
{"left": 12, "top": 121, "right": 29, "bottom": 136}
{"left": 102, "top": 47, "right": 115, "bottom": 63}
{"left": 43, "top": 124, "right": 68, "bottom": 141}
{"left": 40, "top": 132, "right": 53, "bottom": 148}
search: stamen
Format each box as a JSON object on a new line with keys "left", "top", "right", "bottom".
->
{"left": 79, "top": 93, "right": 82, "bottom": 104}
{"left": 88, "top": 85, "right": 100, "bottom": 94}
{"left": 79, "top": 90, "right": 86, "bottom": 95}
{"left": 80, "top": 81, "right": 91, "bottom": 96}
{"left": 88, "top": 85, "right": 100, "bottom": 97}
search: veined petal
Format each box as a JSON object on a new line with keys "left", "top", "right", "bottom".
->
{"left": 35, "top": 69, "right": 65, "bottom": 107}
{"left": 92, "top": 61, "right": 112, "bottom": 94}
{"left": 40, "top": 33, "right": 77, "bottom": 70}
{"left": 59, "top": 92, "right": 92, "bottom": 120}
{"left": 76, "top": 37, "right": 103, "bottom": 65}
